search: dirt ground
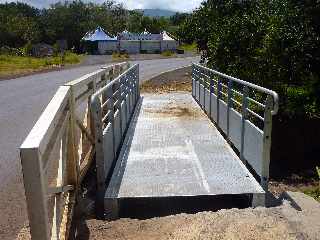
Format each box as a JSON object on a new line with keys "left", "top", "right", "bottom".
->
{"left": 141, "top": 66, "right": 192, "bottom": 93}
{"left": 74, "top": 200, "right": 319, "bottom": 240}
{"left": 16, "top": 193, "right": 320, "bottom": 240}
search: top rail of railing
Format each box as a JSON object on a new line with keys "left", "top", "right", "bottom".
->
{"left": 193, "top": 63, "right": 279, "bottom": 115}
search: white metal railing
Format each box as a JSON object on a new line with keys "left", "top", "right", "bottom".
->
{"left": 90, "top": 64, "right": 140, "bottom": 218}
{"left": 20, "top": 62, "right": 129, "bottom": 240}
{"left": 192, "top": 63, "right": 279, "bottom": 192}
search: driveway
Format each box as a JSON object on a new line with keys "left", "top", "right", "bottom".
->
{"left": 0, "top": 56, "right": 199, "bottom": 240}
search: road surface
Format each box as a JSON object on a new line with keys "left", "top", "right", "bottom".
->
{"left": 0, "top": 56, "right": 199, "bottom": 239}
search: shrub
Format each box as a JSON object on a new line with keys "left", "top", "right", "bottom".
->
{"left": 22, "top": 41, "right": 33, "bottom": 56}
{"left": 161, "top": 50, "right": 174, "bottom": 57}
{"left": 181, "top": 0, "right": 320, "bottom": 119}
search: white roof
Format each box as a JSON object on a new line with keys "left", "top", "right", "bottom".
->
{"left": 82, "top": 26, "right": 117, "bottom": 41}
{"left": 142, "top": 28, "right": 150, "bottom": 35}
{"left": 162, "top": 31, "right": 175, "bottom": 41}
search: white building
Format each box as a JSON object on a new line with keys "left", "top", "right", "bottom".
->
{"left": 82, "top": 27, "right": 178, "bottom": 54}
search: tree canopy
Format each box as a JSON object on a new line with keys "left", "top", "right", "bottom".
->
{"left": 178, "top": 0, "right": 320, "bottom": 119}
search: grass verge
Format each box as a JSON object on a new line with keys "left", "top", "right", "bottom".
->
{"left": 161, "top": 50, "right": 176, "bottom": 57}
{"left": 178, "top": 42, "right": 198, "bottom": 52}
{"left": 0, "top": 52, "right": 83, "bottom": 79}
{"left": 112, "top": 52, "right": 130, "bottom": 61}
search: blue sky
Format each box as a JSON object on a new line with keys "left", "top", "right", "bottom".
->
{"left": 0, "top": 0, "right": 203, "bottom": 12}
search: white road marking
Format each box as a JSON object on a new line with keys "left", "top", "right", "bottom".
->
{"left": 185, "top": 139, "right": 211, "bottom": 193}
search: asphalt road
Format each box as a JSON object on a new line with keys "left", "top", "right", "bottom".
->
{"left": 0, "top": 56, "right": 199, "bottom": 239}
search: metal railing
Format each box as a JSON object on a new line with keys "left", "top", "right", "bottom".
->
{"left": 192, "top": 63, "right": 279, "bottom": 192}
{"left": 90, "top": 64, "right": 140, "bottom": 217}
{"left": 20, "top": 62, "right": 129, "bottom": 240}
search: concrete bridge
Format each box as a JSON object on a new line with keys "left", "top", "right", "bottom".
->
{"left": 20, "top": 62, "right": 278, "bottom": 239}
{"left": 90, "top": 64, "right": 278, "bottom": 219}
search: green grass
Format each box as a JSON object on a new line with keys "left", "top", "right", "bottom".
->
{"left": 0, "top": 52, "right": 83, "bottom": 78}
{"left": 112, "top": 52, "right": 130, "bottom": 61}
{"left": 304, "top": 187, "right": 320, "bottom": 202}
{"left": 178, "top": 42, "right": 198, "bottom": 52}
{"left": 303, "top": 166, "right": 320, "bottom": 202}
{"left": 161, "top": 50, "right": 176, "bottom": 57}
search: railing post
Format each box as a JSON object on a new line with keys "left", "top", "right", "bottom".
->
{"left": 261, "top": 95, "right": 273, "bottom": 191}
{"left": 191, "top": 64, "right": 195, "bottom": 97}
{"left": 20, "top": 148, "right": 50, "bottom": 240}
{"left": 217, "top": 79, "right": 222, "bottom": 124}
{"left": 209, "top": 78, "right": 214, "bottom": 119}
{"left": 203, "top": 70, "right": 206, "bottom": 111}
{"left": 227, "top": 80, "right": 233, "bottom": 137}
{"left": 136, "top": 64, "right": 140, "bottom": 99}
{"left": 91, "top": 96, "right": 105, "bottom": 217}
{"left": 67, "top": 88, "right": 79, "bottom": 188}
{"left": 240, "top": 86, "right": 249, "bottom": 163}
{"left": 198, "top": 68, "right": 201, "bottom": 102}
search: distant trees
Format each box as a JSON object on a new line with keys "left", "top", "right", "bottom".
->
{"left": 0, "top": 2, "right": 41, "bottom": 47}
{"left": 0, "top": 1, "right": 185, "bottom": 51}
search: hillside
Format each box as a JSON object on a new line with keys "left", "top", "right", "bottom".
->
{"left": 136, "top": 9, "right": 178, "bottom": 17}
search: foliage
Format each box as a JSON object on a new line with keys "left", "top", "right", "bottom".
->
{"left": 179, "top": 0, "right": 320, "bottom": 119}
{"left": 112, "top": 52, "right": 129, "bottom": 60}
{"left": 178, "top": 42, "right": 197, "bottom": 52}
{"left": 161, "top": 50, "right": 175, "bottom": 57}
{"left": 304, "top": 187, "right": 320, "bottom": 202}
{"left": 22, "top": 41, "right": 33, "bottom": 56}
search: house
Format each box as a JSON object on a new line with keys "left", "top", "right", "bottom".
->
{"left": 32, "top": 43, "right": 54, "bottom": 57}
{"left": 82, "top": 26, "right": 117, "bottom": 54}
{"left": 82, "top": 26, "right": 179, "bottom": 55}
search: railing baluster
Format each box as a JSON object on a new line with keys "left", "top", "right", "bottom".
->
{"left": 209, "top": 78, "right": 214, "bottom": 119}
{"left": 240, "top": 86, "right": 249, "bottom": 163}
{"left": 227, "top": 80, "right": 233, "bottom": 137}
{"left": 217, "top": 79, "right": 222, "bottom": 124}
{"left": 261, "top": 95, "right": 273, "bottom": 192}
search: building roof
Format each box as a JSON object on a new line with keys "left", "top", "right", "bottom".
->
{"left": 82, "top": 26, "right": 117, "bottom": 41}
{"left": 162, "top": 31, "right": 175, "bottom": 41}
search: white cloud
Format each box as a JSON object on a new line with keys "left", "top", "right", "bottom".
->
{"left": 116, "top": 0, "right": 203, "bottom": 12}
{"left": 0, "top": 0, "right": 203, "bottom": 12}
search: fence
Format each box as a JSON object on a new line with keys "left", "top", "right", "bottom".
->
{"left": 192, "top": 63, "right": 279, "bottom": 192}
{"left": 90, "top": 64, "right": 140, "bottom": 218}
{"left": 20, "top": 62, "right": 130, "bottom": 240}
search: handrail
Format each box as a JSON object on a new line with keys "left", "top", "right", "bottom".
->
{"left": 192, "top": 63, "right": 279, "bottom": 197}
{"left": 90, "top": 64, "right": 140, "bottom": 218}
{"left": 193, "top": 63, "right": 279, "bottom": 115}
{"left": 20, "top": 62, "right": 130, "bottom": 240}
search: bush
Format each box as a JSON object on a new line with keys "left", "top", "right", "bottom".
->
{"left": 22, "top": 41, "right": 33, "bottom": 56}
{"left": 182, "top": 0, "right": 320, "bottom": 119}
{"left": 161, "top": 50, "right": 174, "bottom": 57}
{"left": 112, "top": 52, "right": 129, "bottom": 60}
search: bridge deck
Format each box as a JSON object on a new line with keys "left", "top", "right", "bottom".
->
{"left": 105, "top": 93, "right": 264, "bottom": 217}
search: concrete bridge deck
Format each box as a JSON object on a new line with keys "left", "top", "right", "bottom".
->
{"left": 105, "top": 92, "right": 264, "bottom": 218}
